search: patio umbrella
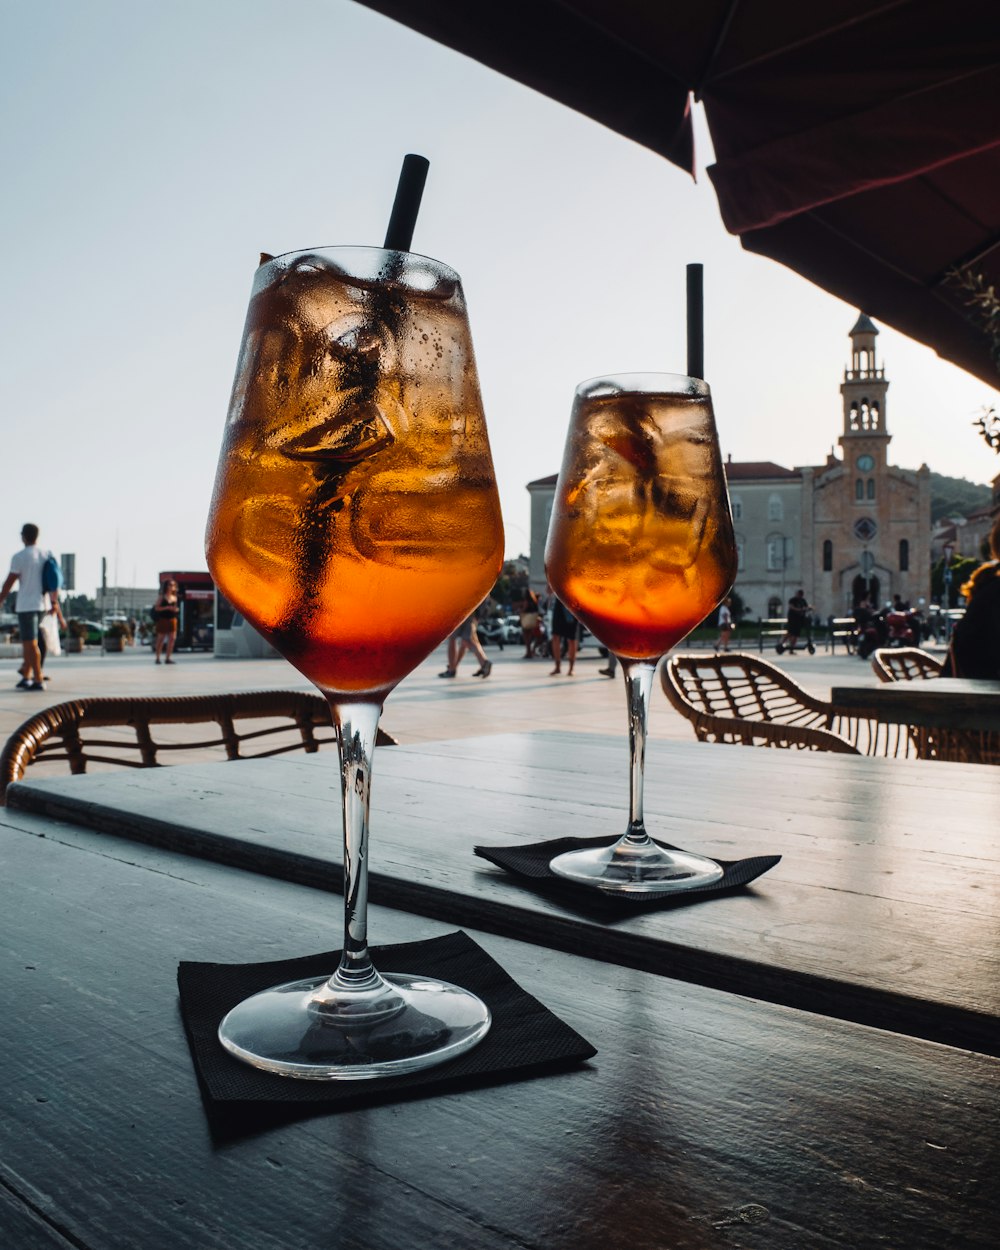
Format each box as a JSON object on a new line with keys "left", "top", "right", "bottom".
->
{"left": 354, "top": 0, "right": 1000, "bottom": 388}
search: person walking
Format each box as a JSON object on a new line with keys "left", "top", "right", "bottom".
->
{"left": 153, "top": 578, "right": 180, "bottom": 664}
{"left": 549, "top": 596, "right": 581, "bottom": 676}
{"left": 1, "top": 524, "right": 65, "bottom": 690}
{"left": 518, "top": 590, "right": 541, "bottom": 658}
{"left": 438, "top": 611, "right": 492, "bottom": 679}
{"left": 715, "top": 597, "right": 733, "bottom": 652}
{"left": 776, "top": 589, "right": 813, "bottom": 655}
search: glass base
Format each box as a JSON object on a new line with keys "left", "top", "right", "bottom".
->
{"left": 549, "top": 839, "right": 724, "bottom": 895}
{"left": 218, "top": 972, "right": 491, "bottom": 1080}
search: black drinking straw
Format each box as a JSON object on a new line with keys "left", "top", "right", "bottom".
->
{"left": 687, "top": 262, "right": 704, "bottom": 379}
{"left": 383, "top": 154, "right": 430, "bottom": 252}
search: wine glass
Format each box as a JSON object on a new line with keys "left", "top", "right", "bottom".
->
{"left": 544, "top": 373, "right": 736, "bottom": 893}
{"left": 205, "top": 246, "right": 504, "bottom": 1077}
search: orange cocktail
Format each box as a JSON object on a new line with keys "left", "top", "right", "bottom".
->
{"left": 545, "top": 376, "right": 735, "bottom": 658}
{"left": 207, "top": 246, "right": 503, "bottom": 699}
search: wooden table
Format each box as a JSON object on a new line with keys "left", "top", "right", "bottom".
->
{"left": 0, "top": 807, "right": 996, "bottom": 1249}
{"left": 832, "top": 678, "right": 1000, "bottom": 764}
{"left": 8, "top": 732, "right": 999, "bottom": 1056}
{"left": 832, "top": 678, "right": 1000, "bottom": 732}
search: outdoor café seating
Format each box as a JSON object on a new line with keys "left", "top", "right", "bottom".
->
{"left": 0, "top": 689, "right": 396, "bottom": 804}
{"left": 870, "top": 646, "right": 944, "bottom": 683}
{"left": 661, "top": 651, "right": 915, "bottom": 757}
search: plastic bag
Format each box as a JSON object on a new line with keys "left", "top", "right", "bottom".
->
{"left": 39, "top": 613, "right": 62, "bottom": 657}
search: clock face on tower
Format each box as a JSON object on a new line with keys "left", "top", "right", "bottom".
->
{"left": 857, "top": 453, "right": 875, "bottom": 471}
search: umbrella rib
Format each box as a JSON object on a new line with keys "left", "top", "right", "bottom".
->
{"left": 703, "top": 0, "right": 913, "bottom": 88}
{"left": 932, "top": 230, "right": 1000, "bottom": 286}
{"left": 693, "top": 0, "right": 742, "bottom": 101}
{"left": 785, "top": 186, "right": 998, "bottom": 294}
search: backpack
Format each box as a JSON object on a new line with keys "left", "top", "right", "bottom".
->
{"left": 41, "top": 553, "right": 63, "bottom": 594}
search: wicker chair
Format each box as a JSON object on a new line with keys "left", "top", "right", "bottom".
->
{"left": 870, "top": 647, "right": 944, "bottom": 683}
{"left": 0, "top": 690, "right": 396, "bottom": 804}
{"left": 661, "top": 652, "right": 915, "bottom": 757}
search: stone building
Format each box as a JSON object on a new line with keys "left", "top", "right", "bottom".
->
{"left": 527, "top": 314, "right": 933, "bottom": 620}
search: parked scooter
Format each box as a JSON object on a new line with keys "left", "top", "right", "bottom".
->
{"left": 884, "top": 609, "right": 920, "bottom": 647}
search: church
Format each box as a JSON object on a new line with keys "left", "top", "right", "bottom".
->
{"left": 527, "top": 315, "right": 932, "bottom": 621}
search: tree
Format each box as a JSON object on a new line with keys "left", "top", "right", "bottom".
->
{"left": 491, "top": 561, "right": 530, "bottom": 610}
{"left": 931, "top": 556, "right": 979, "bottom": 607}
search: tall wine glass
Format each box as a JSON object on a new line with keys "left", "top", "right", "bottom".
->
{"left": 205, "top": 246, "right": 504, "bottom": 1077}
{"left": 544, "top": 373, "right": 736, "bottom": 893}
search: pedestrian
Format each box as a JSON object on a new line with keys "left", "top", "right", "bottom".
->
{"left": 598, "top": 651, "right": 617, "bottom": 678}
{"left": 1, "top": 524, "right": 65, "bottom": 691}
{"left": 518, "top": 590, "right": 541, "bottom": 658}
{"left": 549, "top": 596, "right": 581, "bottom": 676}
{"left": 153, "top": 579, "right": 180, "bottom": 664}
{"left": 776, "top": 589, "right": 813, "bottom": 655}
{"left": 438, "top": 611, "right": 492, "bottom": 679}
{"left": 715, "top": 597, "right": 733, "bottom": 652}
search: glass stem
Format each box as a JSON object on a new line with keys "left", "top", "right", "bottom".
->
{"left": 621, "top": 659, "right": 656, "bottom": 847}
{"left": 328, "top": 699, "right": 384, "bottom": 993}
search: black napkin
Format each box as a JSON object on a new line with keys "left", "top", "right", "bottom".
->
{"left": 474, "top": 836, "right": 780, "bottom": 915}
{"left": 178, "top": 930, "right": 596, "bottom": 1138}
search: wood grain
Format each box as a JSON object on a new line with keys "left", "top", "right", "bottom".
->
{"left": 6, "top": 732, "right": 999, "bottom": 1056}
{"left": 0, "top": 817, "right": 996, "bottom": 1250}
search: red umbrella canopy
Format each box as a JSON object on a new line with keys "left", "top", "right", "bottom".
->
{"left": 354, "top": 0, "right": 1000, "bottom": 387}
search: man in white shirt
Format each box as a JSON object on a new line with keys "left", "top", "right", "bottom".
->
{"left": 1, "top": 524, "right": 64, "bottom": 690}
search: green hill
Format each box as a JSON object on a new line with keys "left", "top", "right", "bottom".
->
{"left": 929, "top": 472, "right": 992, "bottom": 523}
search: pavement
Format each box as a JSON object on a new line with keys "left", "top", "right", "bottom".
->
{"left": 0, "top": 634, "right": 923, "bottom": 759}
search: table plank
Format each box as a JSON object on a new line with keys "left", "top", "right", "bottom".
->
{"left": 832, "top": 678, "right": 1000, "bottom": 731}
{"left": 0, "top": 815, "right": 996, "bottom": 1250}
{"left": 7, "top": 732, "right": 999, "bottom": 1055}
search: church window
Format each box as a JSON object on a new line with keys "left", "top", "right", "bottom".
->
{"left": 855, "top": 478, "right": 864, "bottom": 500}
{"left": 899, "top": 539, "right": 910, "bottom": 572}
{"left": 866, "top": 478, "right": 875, "bottom": 499}
{"left": 822, "top": 540, "right": 833, "bottom": 572}
{"left": 767, "top": 494, "right": 783, "bottom": 521}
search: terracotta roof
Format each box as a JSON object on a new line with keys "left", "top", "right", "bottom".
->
{"left": 530, "top": 463, "right": 802, "bottom": 487}
{"left": 724, "top": 461, "right": 800, "bottom": 481}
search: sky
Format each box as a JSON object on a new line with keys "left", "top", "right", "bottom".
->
{"left": 2, "top": 0, "right": 998, "bottom": 598}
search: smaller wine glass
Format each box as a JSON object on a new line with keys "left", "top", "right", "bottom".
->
{"left": 544, "top": 373, "right": 736, "bottom": 893}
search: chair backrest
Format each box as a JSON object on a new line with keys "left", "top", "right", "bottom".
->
{"left": 661, "top": 652, "right": 912, "bottom": 757}
{"left": 0, "top": 690, "right": 396, "bottom": 804}
{"left": 870, "top": 647, "right": 944, "bottom": 683}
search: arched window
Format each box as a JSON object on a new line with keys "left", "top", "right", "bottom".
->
{"left": 899, "top": 539, "right": 910, "bottom": 572}
{"left": 730, "top": 494, "right": 743, "bottom": 521}
{"left": 767, "top": 494, "right": 783, "bottom": 521}
{"left": 855, "top": 478, "right": 864, "bottom": 501}
{"left": 822, "top": 539, "right": 833, "bottom": 572}
{"left": 867, "top": 478, "right": 875, "bottom": 499}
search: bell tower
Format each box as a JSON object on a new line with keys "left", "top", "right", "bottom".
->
{"left": 839, "top": 313, "right": 891, "bottom": 466}
{"left": 837, "top": 313, "right": 893, "bottom": 608}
